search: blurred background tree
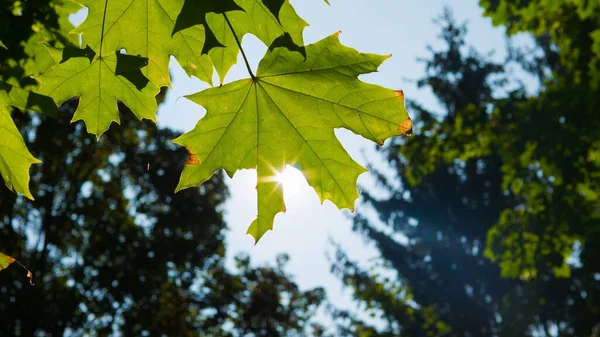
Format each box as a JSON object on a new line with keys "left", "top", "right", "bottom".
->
{"left": 1, "top": 1, "right": 325, "bottom": 336}
{"left": 331, "top": 4, "right": 600, "bottom": 337}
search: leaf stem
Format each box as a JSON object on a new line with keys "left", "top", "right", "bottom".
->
{"left": 99, "top": 0, "right": 109, "bottom": 57}
{"left": 223, "top": 13, "right": 255, "bottom": 80}
{"left": 13, "top": 259, "right": 35, "bottom": 286}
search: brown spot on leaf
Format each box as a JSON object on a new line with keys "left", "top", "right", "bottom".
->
{"left": 395, "top": 90, "right": 404, "bottom": 99}
{"left": 185, "top": 147, "right": 201, "bottom": 165}
{"left": 398, "top": 118, "right": 413, "bottom": 136}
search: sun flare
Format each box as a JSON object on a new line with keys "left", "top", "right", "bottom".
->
{"left": 276, "top": 167, "right": 307, "bottom": 196}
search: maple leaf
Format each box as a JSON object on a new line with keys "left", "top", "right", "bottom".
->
{"left": 36, "top": 45, "right": 159, "bottom": 138}
{"left": 72, "top": 0, "right": 214, "bottom": 87}
{"left": 174, "top": 33, "right": 412, "bottom": 242}
{"left": 0, "top": 252, "right": 15, "bottom": 271}
{"left": 176, "top": 0, "right": 307, "bottom": 83}
{"left": 0, "top": 81, "right": 59, "bottom": 199}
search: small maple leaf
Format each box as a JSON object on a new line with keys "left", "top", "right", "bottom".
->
{"left": 36, "top": 45, "right": 159, "bottom": 138}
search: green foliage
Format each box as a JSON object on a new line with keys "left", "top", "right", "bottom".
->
{"left": 480, "top": 0, "right": 600, "bottom": 87}
{"left": 0, "top": 0, "right": 410, "bottom": 243}
{"left": 330, "top": 247, "right": 453, "bottom": 337}
{"left": 175, "top": 33, "right": 410, "bottom": 241}
{"left": 0, "top": 79, "right": 59, "bottom": 199}
{"left": 1, "top": 0, "right": 80, "bottom": 200}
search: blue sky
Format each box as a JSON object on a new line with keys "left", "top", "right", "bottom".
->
{"left": 154, "top": 0, "right": 532, "bottom": 316}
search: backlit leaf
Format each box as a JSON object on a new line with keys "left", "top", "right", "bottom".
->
{"left": 36, "top": 45, "right": 159, "bottom": 137}
{"left": 174, "top": 33, "right": 411, "bottom": 242}
{"left": 0, "top": 107, "right": 40, "bottom": 200}
{"left": 0, "top": 82, "right": 51, "bottom": 199}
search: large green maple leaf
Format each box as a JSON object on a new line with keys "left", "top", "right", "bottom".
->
{"left": 71, "top": 0, "right": 214, "bottom": 87}
{"left": 174, "top": 33, "right": 412, "bottom": 242}
{"left": 0, "top": 81, "right": 58, "bottom": 199}
{"left": 36, "top": 45, "right": 159, "bottom": 137}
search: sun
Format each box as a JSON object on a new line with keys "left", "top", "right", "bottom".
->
{"left": 276, "top": 166, "right": 308, "bottom": 196}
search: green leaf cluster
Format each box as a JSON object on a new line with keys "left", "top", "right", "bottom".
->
{"left": 0, "top": 0, "right": 411, "bottom": 242}
{"left": 480, "top": 0, "right": 600, "bottom": 87}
